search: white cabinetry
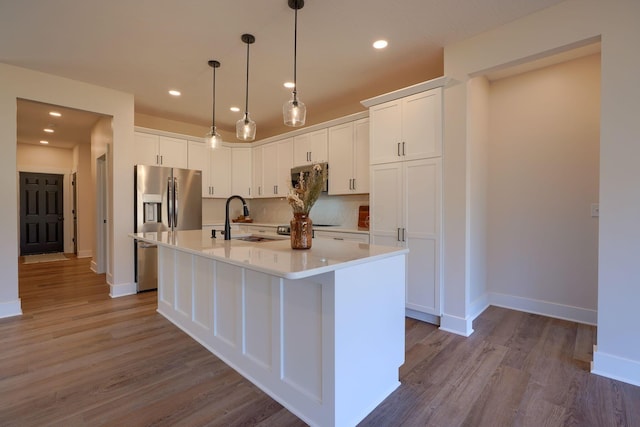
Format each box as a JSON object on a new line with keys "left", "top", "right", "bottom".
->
{"left": 187, "top": 141, "right": 230, "bottom": 198}
{"left": 134, "top": 132, "right": 188, "bottom": 168}
{"left": 369, "top": 88, "right": 442, "bottom": 165}
{"left": 365, "top": 80, "right": 445, "bottom": 322}
{"left": 328, "top": 118, "right": 369, "bottom": 195}
{"left": 293, "top": 129, "right": 328, "bottom": 166}
{"left": 253, "top": 138, "right": 293, "bottom": 198}
{"left": 370, "top": 158, "right": 441, "bottom": 318}
{"left": 314, "top": 230, "right": 369, "bottom": 244}
{"left": 231, "top": 147, "right": 252, "bottom": 198}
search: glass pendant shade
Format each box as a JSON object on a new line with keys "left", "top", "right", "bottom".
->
{"left": 283, "top": 94, "right": 306, "bottom": 127}
{"left": 236, "top": 113, "right": 256, "bottom": 141}
{"left": 237, "top": 34, "right": 256, "bottom": 141}
{"left": 205, "top": 125, "right": 222, "bottom": 148}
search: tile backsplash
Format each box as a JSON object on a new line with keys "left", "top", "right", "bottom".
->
{"left": 203, "top": 194, "right": 369, "bottom": 229}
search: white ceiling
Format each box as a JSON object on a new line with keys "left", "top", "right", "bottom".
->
{"left": 1, "top": 0, "right": 567, "bottom": 146}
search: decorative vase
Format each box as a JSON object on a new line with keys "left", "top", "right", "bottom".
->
{"left": 290, "top": 213, "right": 313, "bottom": 249}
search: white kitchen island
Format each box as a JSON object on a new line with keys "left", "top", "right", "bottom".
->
{"left": 131, "top": 229, "right": 408, "bottom": 427}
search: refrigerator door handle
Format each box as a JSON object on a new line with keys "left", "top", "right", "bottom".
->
{"left": 167, "top": 176, "right": 173, "bottom": 228}
{"left": 173, "top": 177, "right": 179, "bottom": 227}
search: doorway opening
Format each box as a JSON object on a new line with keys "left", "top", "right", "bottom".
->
{"left": 19, "top": 172, "right": 64, "bottom": 256}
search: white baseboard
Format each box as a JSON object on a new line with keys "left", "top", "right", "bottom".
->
{"left": 439, "top": 312, "right": 474, "bottom": 337}
{"left": 469, "top": 294, "right": 490, "bottom": 323}
{"left": 90, "top": 260, "right": 98, "bottom": 273}
{"left": 0, "top": 299, "right": 22, "bottom": 319}
{"left": 77, "top": 249, "right": 93, "bottom": 258}
{"left": 405, "top": 308, "right": 440, "bottom": 325}
{"left": 489, "top": 292, "right": 597, "bottom": 325}
{"left": 592, "top": 346, "right": 640, "bottom": 387}
{"left": 109, "top": 282, "right": 137, "bottom": 298}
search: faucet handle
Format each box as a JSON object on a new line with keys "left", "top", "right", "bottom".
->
{"left": 211, "top": 229, "right": 217, "bottom": 238}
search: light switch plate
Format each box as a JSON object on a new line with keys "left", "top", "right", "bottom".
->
{"left": 591, "top": 203, "right": 600, "bottom": 217}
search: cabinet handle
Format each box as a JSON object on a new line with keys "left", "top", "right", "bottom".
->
{"left": 274, "top": 185, "right": 278, "bottom": 194}
{"left": 397, "top": 228, "right": 401, "bottom": 241}
{"left": 211, "top": 186, "right": 214, "bottom": 195}
{"left": 333, "top": 237, "right": 344, "bottom": 241}
{"left": 258, "top": 186, "right": 262, "bottom": 196}
{"left": 352, "top": 178, "right": 356, "bottom": 190}
{"left": 402, "top": 142, "right": 406, "bottom": 156}
{"left": 402, "top": 228, "right": 406, "bottom": 242}
{"left": 248, "top": 187, "right": 251, "bottom": 196}
{"left": 156, "top": 154, "right": 160, "bottom": 165}
{"left": 160, "top": 155, "right": 164, "bottom": 164}
{"left": 397, "top": 143, "right": 401, "bottom": 157}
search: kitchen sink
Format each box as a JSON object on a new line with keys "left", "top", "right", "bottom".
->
{"left": 235, "top": 235, "right": 285, "bottom": 243}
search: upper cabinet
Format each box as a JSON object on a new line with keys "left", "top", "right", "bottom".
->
{"left": 134, "top": 132, "right": 188, "bottom": 169}
{"left": 369, "top": 88, "right": 442, "bottom": 165}
{"left": 187, "top": 141, "right": 231, "bottom": 198}
{"left": 328, "top": 118, "right": 369, "bottom": 195}
{"left": 253, "top": 138, "right": 293, "bottom": 198}
{"left": 231, "top": 147, "right": 252, "bottom": 198}
{"left": 293, "top": 129, "right": 328, "bottom": 167}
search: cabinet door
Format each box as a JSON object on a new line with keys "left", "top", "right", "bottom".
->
{"left": 262, "top": 143, "right": 279, "bottom": 197}
{"left": 404, "top": 158, "right": 441, "bottom": 316}
{"left": 252, "top": 145, "right": 264, "bottom": 198}
{"left": 353, "top": 118, "right": 370, "bottom": 193}
{"left": 210, "top": 146, "right": 231, "bottom": 198}
{"left": 293, "top": 133, "right": 311, "bottom": 166}
{"left": 276, "top": 138, "right": 293, "bottom": 196}
{"left": 158, "top": 136, "right": 188, "bottom": 168}
{"left": 402, "top": 89, "right": 442, "bottom": 160}
{"left": 369, "top": 162, "right": 403, "bottom": 247}
{"left": 134, "top": 132, "right": 160, "bottom": 166}
{"left": 328, "top": 122, "right": 354, "bottom": 195}
{"left": 369, "top": 100, "right": 402, "bottom": 165}
{"left": 231, "top": 147, "right": 252, "bottom": 198}
{"left": 293, "top": 129, "right": 327, "bottom": 166}
{"left": 187, "top": 140, "right": 211, "bottom": 197}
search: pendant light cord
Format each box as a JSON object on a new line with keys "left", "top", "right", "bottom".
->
{"left": 212, "top": 65, "right": 216, "bottom": 127}
{"left": 244, "top": 41, "right": 250, "bottom": 120}
{"left": 293, "top": 4, "right": 298, "bottom": 100}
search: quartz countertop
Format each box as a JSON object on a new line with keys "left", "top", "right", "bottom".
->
{"left": 131, "top": 229, "right": 405, "bottom": 280}
{"left": 202, "top": 222, "right": 369, "bottom": 234}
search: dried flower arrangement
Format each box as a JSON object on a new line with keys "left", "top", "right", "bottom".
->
{"left": 287, "top": 163, "right": 327, "bottom": 215}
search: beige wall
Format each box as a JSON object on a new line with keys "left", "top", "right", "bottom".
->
{"left": 443, "top": 0, "right": 640, "bottom": 385}
{"left": 487, "top": 53, "right": 600, "bottom": 317}
{"left": 74, "top": 141, "right": 94, "bottom": 258}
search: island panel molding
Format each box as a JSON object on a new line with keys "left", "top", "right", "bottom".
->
{"left": 134, "top": 230, "right": 407, "bottom": 426}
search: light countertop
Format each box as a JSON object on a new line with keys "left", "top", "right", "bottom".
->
{"left": 131, "top": 229, "right": 405, "bottom": 280}
{"left": 202, "top": 222, "right": 369, "bottom": 234}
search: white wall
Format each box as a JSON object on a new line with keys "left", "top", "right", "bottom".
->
{"left": 73, "top": 141, "right": 94, "bottom": 258}
{"left": 487, "top": 53, "right": 600, "bottom": 323}
{"left": 443, "top": 0, "right": 640, "bottom": 386}
{"left": 467, "top": 76, "right": 491, "bottom": 319}
{"left": 0, "top": 63, "right": 135, "bottom": 317}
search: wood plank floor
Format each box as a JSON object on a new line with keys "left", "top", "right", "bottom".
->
{"left": 2, "top": 256, "right": 639, "bottom": 426}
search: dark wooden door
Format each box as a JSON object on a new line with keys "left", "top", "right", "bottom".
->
{"left": 20, "top": 172, "right": 64, "bottom": 255}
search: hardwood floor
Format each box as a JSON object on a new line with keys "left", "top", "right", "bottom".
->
{"left": 2, "top": 256, "right": 639, "bottom": 426}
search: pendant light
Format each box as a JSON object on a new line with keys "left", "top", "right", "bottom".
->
{"left": 283, "top": 0, "right": 306, "bottom": 127}
{"left": 236, "top": 33, "right": 256, "bottom": 141}
{"left": 205, "top": 60, "right": 222, "bottom": 148}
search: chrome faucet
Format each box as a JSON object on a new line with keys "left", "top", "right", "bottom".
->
{"left": 224, "top": 195, "right": 249, "bottom": 240}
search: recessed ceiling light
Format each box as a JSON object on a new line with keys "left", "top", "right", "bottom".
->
{"left": 373, "top": 40, "right": 388, "bottom": 49}
{"left": 168, "top": 90, "right": 181, "bottom": 96}
{"left": 49, "top": 111, "right": 62, "bottom": 117}
{"left": 40, "top": 140, "right": 49, "bottom": 144}
{"left": 284, "top": 82, "right": 295, "bottom": 89}
{"left": 43, "top": 128, "right": 54, "bottom": 133}
{"left": 230, "top": 106, "right": 240, "bottom": 112}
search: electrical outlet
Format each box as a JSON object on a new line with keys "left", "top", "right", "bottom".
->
{"left": 591, "top": 203, "right": 600, "bottom": 217}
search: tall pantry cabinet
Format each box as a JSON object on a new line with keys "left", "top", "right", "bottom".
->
{"left": 362, "top": 77, "right": 446, "bottom": 323}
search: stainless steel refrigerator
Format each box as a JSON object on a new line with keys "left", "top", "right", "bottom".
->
{"left": 134, "top": 165, "right": 202, "bottom": 291}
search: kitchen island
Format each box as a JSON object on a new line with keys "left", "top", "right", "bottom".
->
{"left": 131, "top": 229, "right": 407, "bottom": 427}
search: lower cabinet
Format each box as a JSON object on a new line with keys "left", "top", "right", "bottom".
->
{"left": 370, "top": 158, "right": 441, "bottom": 320}
{"left": 314, "top": 230, "right": 369, "bottom": 244}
